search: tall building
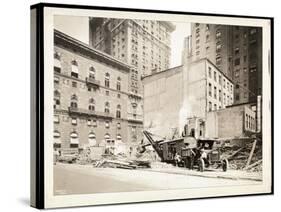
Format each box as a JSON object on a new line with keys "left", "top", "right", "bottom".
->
{"left": 53, "top": 30, "right": 143, "bottom": 152}
{"left": 184, "top": 23, "right": 262, "bottom": 104}
{"left": 89, "top": 18, "right": 176, "bottom": 95}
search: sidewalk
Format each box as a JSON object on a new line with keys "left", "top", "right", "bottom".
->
{"left": 144, "top": 167, "right": 262, "bottom": 182}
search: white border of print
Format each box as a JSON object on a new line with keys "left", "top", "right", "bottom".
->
{"left": 43, "top": 6, "right": 272, "bottom": 208}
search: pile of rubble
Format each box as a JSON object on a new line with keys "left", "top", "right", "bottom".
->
{"left": 221, "top": 140, "right": 262, "bottom": 172}
{"left": 76, "top": 146, "right": 157, "bottom": 170}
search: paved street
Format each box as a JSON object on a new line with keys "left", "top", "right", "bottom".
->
{"left": 54, "top": 163, "right": 261, "bottom": 195}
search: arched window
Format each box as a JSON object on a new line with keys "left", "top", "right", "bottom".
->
{"left": 70, "top": 94, "right": 78, "bottom": 108}
{"left": 116, "top": 134, "right": 122, "bottom": 140}
{"left": 71, "top": 60, "right": 79, "bottom": 78}
{"left": 53, "top": 130, "right": 61, "bottom": 148}
{"left": 88, "top": 132, "right": 96, "bottom": 146}
{"left": 70, "top": 131, "right": 79, "bottom": 148}
{"left": 105, "top": 102, "right": 110, "bottom": 113}
{"left": 88, "top": 98, "right": 95, "bottom": 111}
{"left": 54, "top": 90, "right": 60, "bottom": 109}
{"left": 89, "top": 66, "right": 95, "bottom": 79}
{"left": 105, "top": 73, "right": 110, "bottom": 88}
{"left": 117, "top": 77, "right": 121, "bottom": 91}
{"left": 116, "top": 104, "right": 121, "bottom": 118}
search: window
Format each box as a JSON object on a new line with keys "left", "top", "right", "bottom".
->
{"left": 214, "top": 104, "right": 217, "bottom": 110}
{"left": 116, "top": 104, "right": 121, "bottom": 118}
{"left": 216, "top": 30, "right": 221, "bottom": 39}
{"left": 87, "top": 119, "right": 92, "bottom": 126}
{"left": 93, "top": 120, "right": 97, "bottom": 127}
{"left": 72, "top": 81, "right": 77, "bottom": 88}
{"left": 206, "top": 24, "right": 210, "bottom": 31}
{"left": 54, "top": 90, "right": 60, "bottom": 109}
{"left": 214, "top": 86, "right": 217, "bottom": 99}
{"left": 105, "top": 73, "right": 110, "bottom": 88}
{"left": 208, "top": 83, "right": 212, "bottom": 97}
{"left": 117, "top": 77, "right": 121, "bottom": 91}
{"left": 235, "top": 94, "right": 240, "bottom": 101}
{"left": 208, "top": 67, "right": 212, "bottom": 78}
{"left": 70, "top": 94, "right": 78, "bottom": 108}
{"left": 208, "top": 101, "right": 212, "bottom": 112}
{"left": 235, "top": 70, "right": 240, "bottom": 78}
{"left": 219, "top": 75, "right": 222, "bottom": 85}
{"left": 219, "top": 90, "right": 222, "bottom": 102}
{"left": 71, "top": 118, "right": 77, "bottom": 125}
{"left": 216, "top": 56, "right": 222, "bottom": 65}
{"left": 216, "top": 43, "right": 222, "bottom": 52}
{"left": 234, "top": 47, "right": 240, "bottom": 55}
{"left": 223, "top": 79, "right": 226, "bottom": 88}
{"left": 70, "top": 131, "right": 79, "bottom": 148}
{"left": 88, "top": 98, "right": 95, "bottom": 111}
{"left": 106, "top": 90, "right": 109, "bottom": 96}
{"left": 105, "top": 121, "right": 110, "bottom": 129}
{"left": 54, "top": 115, "right": 60, "bottom": 123}
{"left": 88, "top": 133, "right": 96, "bottom": 146}
{"left": 54, "top": 76, "right": 60, "bottom": 85}
{"left": 71, "top": 60, "right": 79, "bottom": 78}
{"left": 117, "top": 122, "right": 121, "bottom": 129}
{"left": 234, "top": 58, "right": 240, "bottom": 66}
{"left": 105, "top": 102, "right": 110, "bottom": 113}
{"left": 89, "top": 66, "right": 95, "bottom": 79}
{"left": 54, "top": 52, "right": 61, "bottom": 73}
{"left": 117, "top": 93, "right": 121, "bottom": 98}
{"left": 214, "top": 71, "right": 217, "bottom": 82}
{"left": 243, "top": 56, "right": 247, "bottom": 62}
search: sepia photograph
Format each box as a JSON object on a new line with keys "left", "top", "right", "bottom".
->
{"left": 29, "top": 4, "right": 272, "bottom": 208}
{"left": 52, "top": 15, "right": 267, "bottom": 195}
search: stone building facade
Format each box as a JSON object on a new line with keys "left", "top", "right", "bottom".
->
{"left": 53, "top": 30, "right": 143, "bottom": 151}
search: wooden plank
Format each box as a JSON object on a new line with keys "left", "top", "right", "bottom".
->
{"left": 226, "top": 147, "right": 244, "bottom": 160}
{"left": 244, "top": 159, "right": 262, "bottom": 170}
{"left": 244, "top": 139, "right": 257, "bottom": 169}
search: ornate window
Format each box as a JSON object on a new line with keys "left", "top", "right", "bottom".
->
{"left": 88, "top": 98, "right": 95, "bottom": 111}
{"left": 54, "top": 90, "right": 60, "bottom": 109}
{"left": 105, "top": 73, "right": 110, "bottom": 88}
{"left": 89, "top": 66, "right": 95, "bottom": 79}
{"left": 117, "top": 76, "right": 121, "bottom": 91}
{"left": 70, "top": 94, "right": 78, "bottom": 108}
{"left": 105, "top": 102, "right": 110, "bottom": 113}
{"left": 116, "top": 104, "right": 121, "bottom": 118}
{"left": 71, "top": 60, "right": 79, "bottom": 78}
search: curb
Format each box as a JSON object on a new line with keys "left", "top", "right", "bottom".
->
{"left": 142, "top": 168, "right": 262, "bottom": 182}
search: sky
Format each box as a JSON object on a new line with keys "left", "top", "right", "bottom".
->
{"left": 54, "top": 16, "right": 191, "bottom": 67}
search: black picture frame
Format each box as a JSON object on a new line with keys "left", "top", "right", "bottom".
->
{"left": 30, "top": 3, "right": 274, "bottom": 209}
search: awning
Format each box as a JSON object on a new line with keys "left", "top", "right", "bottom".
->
{"left": 70, "top": 132, "right": 78, "bottom": 138}
{"left": 104, "top": 134, "right": 110, "bottom": 139}
{"left": 88, "top": 133, "right": 96, "bottom": 139}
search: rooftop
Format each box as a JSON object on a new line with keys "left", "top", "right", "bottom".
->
{"left": 54, "top": 29, "right": 133, "bottom": 72}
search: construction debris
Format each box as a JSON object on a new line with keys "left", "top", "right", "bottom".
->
{"left": 221, "top": 140, "right": 262, "bottom": 172}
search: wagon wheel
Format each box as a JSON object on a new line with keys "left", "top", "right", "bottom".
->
{"left": 198, "top": 158, "right": 205, "bottom": 172}
{"left": 222, "top": 158, "right": 229, "bottom": 172}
